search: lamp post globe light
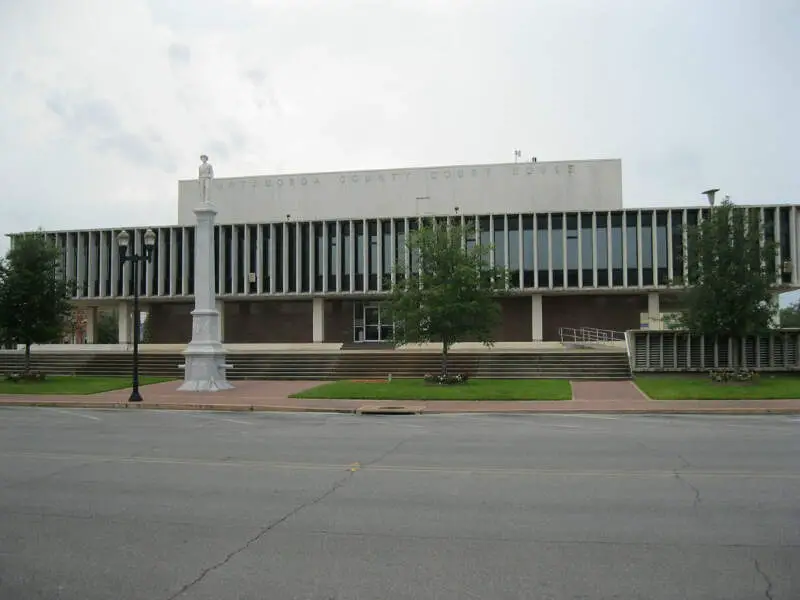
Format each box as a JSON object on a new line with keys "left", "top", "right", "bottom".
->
{"left": 116, "top": 228, "right": 156, "bottom": 403}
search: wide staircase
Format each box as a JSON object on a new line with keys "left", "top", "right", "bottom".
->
{"left": 0, "top": 347, "right": 631, "bottom": 382}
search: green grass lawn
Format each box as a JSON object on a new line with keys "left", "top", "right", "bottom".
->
{"left": 291, "top": 379, "right": 572, "bottom": 401}
{"left": 635, "top": 374, "right": 800, "bottom": 400}
{"left": 0, "top": 376, "right": 173, "bottom": 395}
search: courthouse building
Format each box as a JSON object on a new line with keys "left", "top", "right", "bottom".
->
{"left": 10, "top": 158, "right": 800, "bottom": 344}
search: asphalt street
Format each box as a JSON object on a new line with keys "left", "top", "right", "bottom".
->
{"left": 0, "top": 408, "right": 797, "bottom": 600}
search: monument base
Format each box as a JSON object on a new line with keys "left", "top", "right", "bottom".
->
{"left": 178, "top": 308, "right": 234, "bottom": 392}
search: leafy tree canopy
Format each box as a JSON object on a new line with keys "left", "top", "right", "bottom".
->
{"left": 387, "top": 221, "right": 508, "bottom": 374}
{"left": 0, "top": 231, "right": 73, "bottom": 369}
{"left": 779, "top": 299, "right": 800, "bottom": 328}
{"left": 96, "top": 309, "right": 120, "bottom": 344}
{"left": 672, "top": 200, "right": 778, "bottom": 337}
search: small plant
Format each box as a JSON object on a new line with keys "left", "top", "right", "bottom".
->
{"left": 423, "top": 372, "right": 470, "bottom": 385}
{"left": 708, "top": 368, "right": 757, "bottom": 383}
{"left": 4, "top": 370, "right": 47, "bottom": 383}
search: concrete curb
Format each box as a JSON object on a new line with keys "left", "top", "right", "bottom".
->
{"left": 418, "top": 408, "right": 800, "bottom": 415}
{"left": 356, "top": 405, "right": 424, "bottom": 415}
{"left": 0, "top": 401, "right": 357, "bottom": 413}
{"left": 1, "top": 400, "right": 800, "bottom": 415}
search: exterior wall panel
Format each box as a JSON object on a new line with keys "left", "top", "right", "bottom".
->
{"left": 177, "top": 160, "right": 624, "bottom": 225}
{"left": 13, "top": 205, "right": 800, "bottom": 305}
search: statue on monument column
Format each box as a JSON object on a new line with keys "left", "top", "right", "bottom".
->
{"left": 198, "top": 154, "right": 214, "bottom": 204}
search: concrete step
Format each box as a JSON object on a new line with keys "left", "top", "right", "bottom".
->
{"left": 0, "top": 350, "right": 632, "bottom": 381}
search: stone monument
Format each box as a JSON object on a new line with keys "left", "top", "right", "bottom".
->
{"left": 198, "top": 154, "right": 214, "bottom": 204}
{"left": 178, "top": 154, "right": 234, "bottom": 391}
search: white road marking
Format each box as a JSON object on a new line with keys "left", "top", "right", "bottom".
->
{"left": 43, "top": 408, "right": 102, "bottom": 422}
{"left": 160, "top": 412, "right": 257, "bottom": 427}
{"left": 4, "top": 451, "right": 799, "bottom": 479}
{"left": 219, "top": 418, "right": 255, "bottom": 426}
{"left": 563, "top": 414, "right": 620, "bottom": 420}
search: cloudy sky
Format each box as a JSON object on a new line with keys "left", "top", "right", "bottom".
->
{"left": 1, "top": 0, "right": 798, "bottom": 300}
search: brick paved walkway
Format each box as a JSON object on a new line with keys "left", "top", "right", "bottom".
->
{"left": 1, "top": 379, "right": 800, "bottom": 414}
{"left": 570, "top": 380, "right": 648, "bottom": 401}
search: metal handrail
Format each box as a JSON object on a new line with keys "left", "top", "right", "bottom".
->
{"left": 559, "top": 327, "right": 626, "bottom": 346}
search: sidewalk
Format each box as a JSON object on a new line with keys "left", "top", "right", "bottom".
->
{"left": 1, "top": 380, "right": 800, "bottom": 415}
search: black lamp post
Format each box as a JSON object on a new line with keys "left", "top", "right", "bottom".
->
{"left": 117, "top": 229, "right": 156, "bottom": 403}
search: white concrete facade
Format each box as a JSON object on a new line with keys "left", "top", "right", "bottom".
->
{"left": 312, "top": 298, "right": 325, "bottom": 343}
{"left": 6, "top": 158, "right": 800, "bottom": 346}
{"left": 177, "top": 159, "right": 624, "bottom": 225}
{"left": 531, "top": 295, "right": 543, "bottom": 341}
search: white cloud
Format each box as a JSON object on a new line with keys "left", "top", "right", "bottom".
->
{"left": 0, "top": 0, "right": 798, "bottom": 267}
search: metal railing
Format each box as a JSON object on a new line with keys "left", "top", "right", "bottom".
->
{"left": 629, "top": 329, "right": 800, "bottom": 371}
{"left": 559, "top": 327, "right": 626, "bottom": 347}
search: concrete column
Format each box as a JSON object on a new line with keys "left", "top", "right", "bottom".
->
{"left": 178, "top": 201, "right": 233, "bottom": 392}
{"left": 117, "top": 301, "right": 131, "bottom": 344}
{"left": 313, "top": 298, "right": 325, "bottom": 342}
{"left": 85, "top": 307, "right": 98, "bottom": 343}
{"left": 647, "top": 292, "right": 661, "bottom": 330}
{"left": 215, "top": 299, "right": 225, "bottom": 342}
{"left": 531, "top": 294, "right": 543, "bottom": 341}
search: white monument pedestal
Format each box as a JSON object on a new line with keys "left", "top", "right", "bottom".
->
{"left": 178, "top": 203, "right": 234, "bottom": 392}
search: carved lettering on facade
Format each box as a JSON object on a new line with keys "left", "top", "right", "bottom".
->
{"left": 209, "top": 163, "right": 579, "bottom": 195}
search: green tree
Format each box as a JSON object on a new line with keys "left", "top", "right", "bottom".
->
{"left": 0, "top": 231, "right": 74, "bottom": 371}
{"left": 386, "top": 221, "right": 508, "bottom": 376}
{"left": 779, "top": 300, "right": 800, "bottom": 328}
{"left": 141, "top": 313, "right": 154, "bottom": 343}
{"left": 672, "top": 199, "right": 778, "bottom": 340}
{"left": 95, "top": 309, "right": 120, "bottom": 344}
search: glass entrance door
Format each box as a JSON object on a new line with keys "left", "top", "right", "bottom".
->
{"left": 353, "top": 301, "right": 394, "bottom": 343}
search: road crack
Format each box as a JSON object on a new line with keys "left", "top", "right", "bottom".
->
{"left": 754, "top": 559, "right": 774, "bottom": 600}
{"left": 360, "top": 434, "right": 417, "bottom": 468}
{"left": 673, "top": 470, "right": 702, "bottom": 508}
{"left": 166, "top": 470, "right": 354, "bottom": 599}
{"left": 165, "top": 433, "right": 419, "bottom": 599}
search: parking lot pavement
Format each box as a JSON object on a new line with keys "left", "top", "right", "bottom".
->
{"left": 1, "top": 408, "right": 798, "bottom": 599}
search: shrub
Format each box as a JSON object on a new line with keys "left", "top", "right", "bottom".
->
{"left": 708, "top": 368, "right": 758, "bottom": 383}
{"left": 4, "top": 370, "right": 47, "bottom": 382}
{"left": 423, "top": 372, "right": 470, "bottom": 385}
